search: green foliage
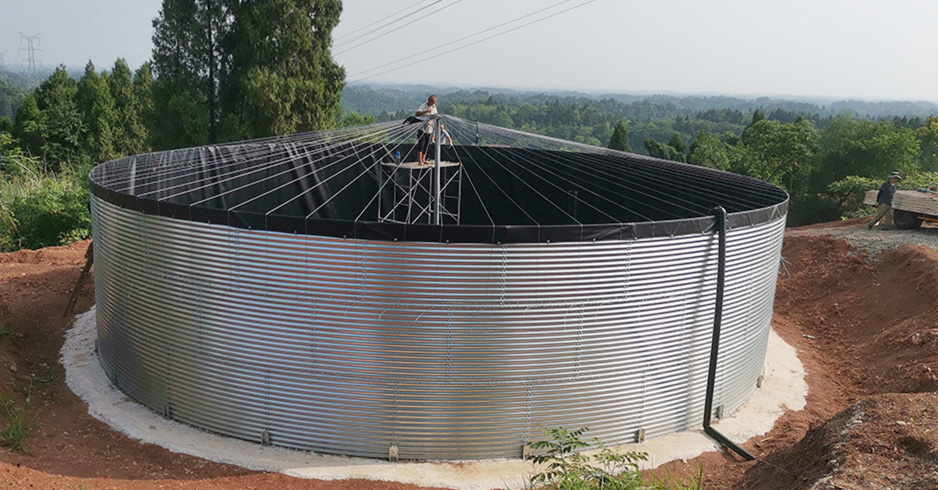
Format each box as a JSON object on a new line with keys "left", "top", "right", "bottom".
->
{"left": 918, "top": 116, "right": 938, "bottom": 171}
{"left": 751, "top": 109, "right": 765, "bottom": 125}
{"left": 826, "top": 175, "right": 880, "bottom": 219}
{"left": 12, "top": 66, "right": 85, "bottom": 171}
{"left": 740, "top": 119, "right": 818, "bottom": 189}
{"left": 109, "top": 58, "right": 150, "bottom": 156}
{"left": 608, "top": 120, "right": 631, "bottom": 152}
{"left": 529, "top": 427, "right": 647, "bottom": 489}
{"left": 687, "top": 129, "right": 749, "bottom": 174}
{"left": 152, "top": 0, "right": 345, "bottom": 143}
{"left": 152, "top": 0, "right": 227, "bottom": 144}
{"left": 0, "top": 158, "right": 90, "bottom": 252}
{"left": 667, "top": 133, "right": 685, "bottom": 154}
{"left": 644, "top": 138, "right": 685, "bottom": 162}
{"left": 75, "top": 61, "right": 118, "bottom": 163}
{"left": 224, "top": 0, "right": 345, "bottom": 138}
{"left": 811, "top": 117, "right": 919, "bottom": 194}
{"left": 341, "top": 111, "right": 376, "bottom": 127}
{"left": 0, "top": 395, "right": 29, "bottom": 453}
{"left": 0, "top": 77, "right": 27, "bottom": 120}
{"left": 132, "top": 62, "right": 155, "bottom": 150}
{"left": 527, "top": 427, "right": 701, "bottom": 490}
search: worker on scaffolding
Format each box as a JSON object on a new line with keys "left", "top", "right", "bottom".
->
{"left": 416, "top": 94, "right": 437, "bottom": 166}
{"left": 433, "top": 122, "right": 453, "bottom": 147}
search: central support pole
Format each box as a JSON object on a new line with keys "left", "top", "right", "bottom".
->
{"left": 433, "top": 116, "right": 442, "bottom": 225}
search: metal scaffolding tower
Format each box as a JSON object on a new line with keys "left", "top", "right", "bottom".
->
{"left": 377, "top": 117, "right": 463, "bottom": 225}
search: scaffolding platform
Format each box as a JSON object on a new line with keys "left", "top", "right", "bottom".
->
{"left": 377, "top": 160, "right": 462, "bottom": 225}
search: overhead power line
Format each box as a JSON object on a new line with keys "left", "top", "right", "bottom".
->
{"left": 350, "top": 0, "right": 578, "bottom": 78}
{"left": 333, "top": 0, "right": 432, "bottom": 43}
{"left": 334, "top": 0, "right": 462, "bottom": 56}
{"left": 347, "top": 0, "right": 598, "bottom": 83}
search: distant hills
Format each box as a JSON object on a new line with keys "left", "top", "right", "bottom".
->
{"left": 343, "top": 82, "right": 938, "bottom": 120}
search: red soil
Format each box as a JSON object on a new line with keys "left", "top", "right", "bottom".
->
{"left": 1, "top": 226, "right": 937, "bottom": 489}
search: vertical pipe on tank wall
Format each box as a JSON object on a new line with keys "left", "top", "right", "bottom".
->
{"left": 704, "top": 206, "right": 756, "bottom": 461}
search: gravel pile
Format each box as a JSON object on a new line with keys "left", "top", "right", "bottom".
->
{"left": 791, "top": 223, "right": 938, "bottom": 256}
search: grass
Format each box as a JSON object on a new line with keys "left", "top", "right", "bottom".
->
{"left": 0, "top": 394, "right": 29, "bottom": 453}
{"left": 0, "top": 327, "right": 9, "bottom": 340}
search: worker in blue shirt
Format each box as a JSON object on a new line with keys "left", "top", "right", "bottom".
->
{"left": 868, "top": 172, "right": 901, "bottom": 230}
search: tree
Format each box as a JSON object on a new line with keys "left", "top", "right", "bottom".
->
{"left": 18, "top": 66, "right": 85, "bottom": 170}
{"left": 608, "top": 120, "right": 631, "bottom": 152}
{"left": 918, "top": 116, "right": 938, "bottom": 171}
{"left": 132, "top": 62, "right": 155, "bottom": 152}
{"left": 667, "top": 132, "right": 685, "bottom": 154}
{"left": 222, "top": 0, "right": 345, "bottom": 139}
{"left": 109, "top": 58, "right": 150, "bottom": 156}
{"left": 750, "top": 109, "right": 764, "bottom": 126}
{"left": 151, "top": 0, "right": 229, "bottom": 147}
{"left": 0, "top": 78, "right": 27, "bottom": 120}
{"left": 340, "top": 111, "right": 375, "bottom": 127}
{"left": 811, "top": 117, "right": 919, "bottom": 195}
{"left": 151, "top": 0, "right": 346, "bottom": 145}
{"left": 688, "top": 130, "right": 748, "bottom": 174}
{"left": 12, "top": 94, "right": 42, "bottom": 158}
{"left": 644, "top": 137, "right": 685, "bottom": 162}
{"left": 740, "top": 119, "right": 818, "bottom": 189}
{"left": 75, "top": 61, "right": 118, "bottom": 163}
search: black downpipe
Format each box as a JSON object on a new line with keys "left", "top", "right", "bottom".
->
{"left": 704, "top": 206, "right": 756, "bottom": 461}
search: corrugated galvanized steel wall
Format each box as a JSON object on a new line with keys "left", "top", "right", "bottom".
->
{"left": 91, "top": 195, "right": 785, "bottom": 460}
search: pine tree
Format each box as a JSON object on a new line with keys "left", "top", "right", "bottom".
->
{"left": 132, "top": 62, "right": 155, "bottom": 151}
{"left": 76, "top": 61, "right": 118, "bottom": 163}
{"left": 608, "top": 120, "right": 631, "bottom": 152}
{"left": 751, "top": 109, "right": 765, "bottom": 126}
{"left": 668, "top": 133, "right": 685, "bottom": 154}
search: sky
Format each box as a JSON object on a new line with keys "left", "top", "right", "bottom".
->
{"left": 2, "top": 0, "right": 936, "bottom": 102}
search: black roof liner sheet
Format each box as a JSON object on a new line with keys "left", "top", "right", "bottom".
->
{"left": 90, "top": 120, "right": 788, "bottom": 244}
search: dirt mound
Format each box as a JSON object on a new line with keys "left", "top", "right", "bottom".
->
{"left": 776, "top": 236, "right": 938, "bottom": 395}
{"left": 659, "top": 233, "right": 938, "bottom": 488}
{"left": 737, "top": 393, "right": 938, "bottom": 490}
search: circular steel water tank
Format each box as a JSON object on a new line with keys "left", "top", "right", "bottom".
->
{"left": 89, "top": 118, "right": 788, "bottom": 460}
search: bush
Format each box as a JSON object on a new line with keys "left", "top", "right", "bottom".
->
{"left": 526, "top": 427, "right": 701, "bottom": 490}
{"left": 0, "top": 159, "right": 90, "bottom": 252}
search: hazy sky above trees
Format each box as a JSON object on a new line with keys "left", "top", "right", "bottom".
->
{"left": 2, "top": 0, "right": 936, "bottom": 101}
